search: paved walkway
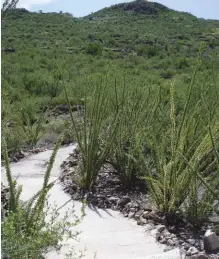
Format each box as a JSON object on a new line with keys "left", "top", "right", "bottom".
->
{"left": 1, "top": 145, "right": 181, "bottom": 259}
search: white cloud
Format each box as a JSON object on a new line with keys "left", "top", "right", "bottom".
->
{"left": 17, "top": 0, "right": 56, "bottom": 10}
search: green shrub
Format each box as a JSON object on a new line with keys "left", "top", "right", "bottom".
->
{"left": 86, "top": 42, "right": 102, "bottom": 56}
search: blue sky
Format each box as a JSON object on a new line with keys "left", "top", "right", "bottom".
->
{"left": 17, "top": 0, "right": 219, "bottom": 20}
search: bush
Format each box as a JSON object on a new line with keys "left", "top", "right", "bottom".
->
{"left": 85, "top": 42, "right": 102, "bottom": 56}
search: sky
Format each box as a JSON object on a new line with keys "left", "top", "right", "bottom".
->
{"left": 16, "top": 0, "right": 219, "bottom": 20}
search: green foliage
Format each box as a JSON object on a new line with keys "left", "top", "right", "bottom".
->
{"left": 86, "top": 42, "right": 102, "bottom": 56}
{"left": 142, "top": 57, "right": 219, "bottom": 226}
{"left": 14, "top": 99, "right": 45, "bottom": 147}
{"left": 1, "top": 0, "right": 219, "bottom": 229}
{"left": 1, "top": 137, "right": 84, "bottom": 258}
{"left": 65, "top": 78, "right": 120, "bottom": 190}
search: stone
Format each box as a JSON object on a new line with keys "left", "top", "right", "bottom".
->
{"left": 145, "top": 211, "right": 163, "bottom": 223}
{"left": 150, "top": 229, "right": 161, "bottom": 241}
{"left": 188, "top": 238, "right": 196, "bottom": 245}
{"left": 186, "top": 247, "right": 199, "bottom": 256}
{"left": 125, "top": 201, "right": 139, "bottom": 210}
{"left": 144, "top": 223, "right": 155, "bottom": 232}
{"left": 169, "top": 225, "right": 176, "bottom": 233}
{"left": 170, "top": 233, "right": 176, "bottom": 239}
{"left": 182, "top": 242, "right": 191, "bottom": 250}
{"left": 142, "top": 203, "right": 152, "bottom": 211}
{"left": 129, "top": 202, "right": 140, "bottom": 209}
{"left": 142, "top": 211, "right": 150, "bottom": 218}
{"left": 137, "top": 220, "right": 144, "bottom": 226}
{"left": 172, "top": 238, "right": 178, "bottom": 244}
{"left": 156, "top": 224, "right": 165, "bottom": 233}
{"left": 116, "top": 196, "right": 131, "bottom": 207}
{"left": 139, "top": 215, "right": 147, "bottom": 225}
{"left": 108, "top": 197, "right": 119, "bottom": 204}
{"left": 167, "top": 239, "right": 176, "bottom": 246}
{"left": 160, "top": 238, "right": 167, "bottom": 244}
{"left": 163, "top": 229, "right": 171, "bottom": 237}
{"left": 209, "top": 215, "right": 219, "bottom": 224}
{"left": 204, "top": 230, "right": 219, "bottom": 252}
{"left": 134, "top": 210, "right": 144, "bottom": 219}
{"left": 190, "top": 254, "right": 208, "bottom": 259}
{"left": 128, "top": 212, "right": 135, "bottom": 219}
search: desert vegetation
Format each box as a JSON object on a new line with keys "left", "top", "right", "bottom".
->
{"left": 1, "top": 0, "right": 219, "bottom": 257}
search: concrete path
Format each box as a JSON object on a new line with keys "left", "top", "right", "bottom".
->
{"left": 1, "top": 145, "right": 181, "bottom": 259}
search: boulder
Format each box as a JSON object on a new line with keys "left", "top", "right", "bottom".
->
{"left": 204, "top": 230, "right": 219, "bottom": 252}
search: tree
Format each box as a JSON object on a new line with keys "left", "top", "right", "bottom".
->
{"left": 1, "top": 0, "right": 19, "bottom": 20}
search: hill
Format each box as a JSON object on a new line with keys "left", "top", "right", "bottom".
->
{"left": 1, "top": 0, "right": 219, "bottom": 151}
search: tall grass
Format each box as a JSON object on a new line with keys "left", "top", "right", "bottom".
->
{"left": 64, "top": 77, "right": 121, "bottom": 190}
{"left": 14, "top": 99, "right": 45, "bottom": 147}
{"left": 61, "top": 55, "right": 218, "bottom": 227}
{"left": 110, "top": 80, "right": 160, "bottom": 186}
{"left": 142, "top": 57, "right": 219, "bottom": 226}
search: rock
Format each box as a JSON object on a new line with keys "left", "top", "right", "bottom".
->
{"left": 163, "top": 229, "right": 171, "bottom": 238}
{"left": 169, "top": 225, "right": 176, "bottom": 233}
{"left": 156, "top": 224, "right": 165, "bottom": 233}
{"left": 144, "top": 223, "right": 155, "bottom": 232}
{"left": 172, "top": 238, "right": 178, "bottom": 243}
{"left": 142, "top": 203, "right": 152, "bottom": 211}
{"left": 183, "top": 242, "right": 191, "bottom": 250}
{"left": 116, "top": 196, "right": 131, "bottom": 207}
{"left": 128, "top": 212, "right": 135, "bottom": 219}
{"left": 139, "top": 215, "right": 147, "bottom": 225}
{"left": 134, "top": 210, "right": 144, "bottom": 219}
{"left": 160, "top": 238, "right": 167, "bottom": 244}
{"left": 186, "top": 247, "right": 199, "bottom": 256}
{"left": 137, "top": 220, "right": 143, "bottom": 226}
{"left": 68, "top": 157, "right": 78, "bottom": 166}
{"left": 204, "top": 230, "right": 219, "bottom": 252}
{"left": 150, "top": 229, "right": 161, "bottom": 241}
{"left": 188, "top": 238, "right": 196, "bottom": 245}
{"left": 145, "top": 211, "right": 163, "bottom": 223}
{"left": 190, "top": 254, "right": 208, "bottom": 259}
{"left": 169, "top": 233, "right": 176, "bottom": 239}
{"left": 209, "top": 215, "right": 219, "bottom": 224}
{"left": 142, "top": 211, "right": 150, "bottom": 218}
{"left": 108, "top": 197, "right": 119, "bottom": 204}
{"left": 126, "top": 201, "right": 140, "bottom": 209}
{"left": 124, "top": 213, "right": 128, "bottom": 217}
{"left": 167, "top": 239, "right": 175, "bottom": 246}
